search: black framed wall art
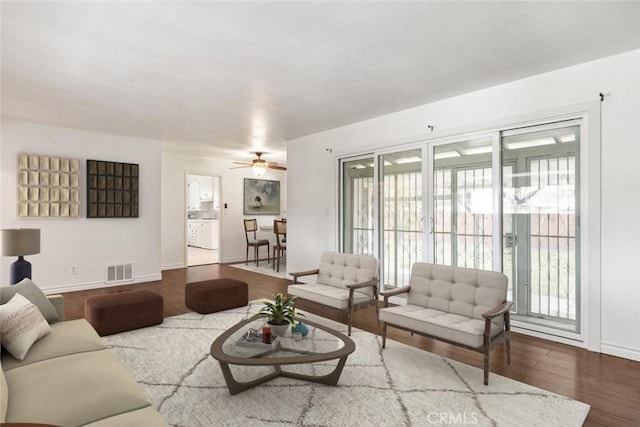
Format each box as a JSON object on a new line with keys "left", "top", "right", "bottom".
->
{"left": 86, "top": 160, "right": 139, "bottom": 218}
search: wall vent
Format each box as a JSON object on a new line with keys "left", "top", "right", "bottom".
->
{"left": 106, "top": 263, "right": 133, "bottom": 284}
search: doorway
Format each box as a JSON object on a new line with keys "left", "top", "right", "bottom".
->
{"left": 186, "top": 173, "right": 221, "bottom": 266}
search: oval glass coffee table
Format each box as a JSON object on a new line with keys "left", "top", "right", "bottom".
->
{"left": 210, "top": 314, "right": 355, "bottom": 395}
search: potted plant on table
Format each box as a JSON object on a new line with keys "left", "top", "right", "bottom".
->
{"left": 256, "top": 293, "right": 303, "bottom": 337}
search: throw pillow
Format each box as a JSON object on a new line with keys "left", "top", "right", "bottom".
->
{"left": 0, "top": 278, "right": 59, "bottom": 323}
{"left": 0, "top": 293, "right": 52, "bottom": 360}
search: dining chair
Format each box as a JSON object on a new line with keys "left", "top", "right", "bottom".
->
{"left": 272, "top": 219, "right": 286, "bottom": 272}
{"left": 243, "top": 219, "right": 269, "bottom": 266}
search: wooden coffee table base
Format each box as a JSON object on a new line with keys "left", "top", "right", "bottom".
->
{"left": 217, "top": 353, "right": 351, "bottom": 395}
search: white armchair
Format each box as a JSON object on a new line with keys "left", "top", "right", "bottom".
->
{"left": 288, "top": 251, "right": 379, "bottom": 336}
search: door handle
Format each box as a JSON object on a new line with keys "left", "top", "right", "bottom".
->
{"left": 419, "top": 217, "right": 434, "bottom": 234}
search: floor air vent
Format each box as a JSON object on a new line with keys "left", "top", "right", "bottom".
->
{"left": 106, "top": 263, "right": 133, "bottom": 284}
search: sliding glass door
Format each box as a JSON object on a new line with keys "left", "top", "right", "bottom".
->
{"left": 340, "top": 119, "right": 582, "bottom": 333}
{"left": 342, "top": 156, "right": 375, "bottom": 256}
{"left": 432, "top": 136, "right": 494, "bottom": 270}
{"left": 502, "top": 123, "right": 580, "bottom": 330}
{"left": 379, "top": 149, "right": 423, "bottom": 289}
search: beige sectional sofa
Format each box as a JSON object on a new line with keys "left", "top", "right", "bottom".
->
{"left": 1, "top": 294, "right": 168, "bottom": 426}
{"left": 379, "top": 262, "right": 513, "bottom": 385}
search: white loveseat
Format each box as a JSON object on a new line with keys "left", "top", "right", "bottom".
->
{"left": 379, "top": 262, "right": 512, "bottom": 384}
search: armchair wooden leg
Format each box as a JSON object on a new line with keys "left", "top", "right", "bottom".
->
{"left": 375, "top": 302, "right": 380, "bottom": 327}
{"left": 483, "top": 333, "right": 490, "bottom": 385}
{"left": 484, "top": 351, "right": 490, "bottom": 385}
{"left": 381, "top": 322, "right": 387, "bottom": 348}
{"left": 505, "top": 312, "right": 512, "bottom": 365}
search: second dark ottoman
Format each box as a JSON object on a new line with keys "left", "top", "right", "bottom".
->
{"left": 85, "top": 289, "right": 164, "bottom": 336}
{"left": 185, "top": 278, "right": 248, "bottom": 314}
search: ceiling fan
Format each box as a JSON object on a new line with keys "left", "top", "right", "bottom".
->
{"left": 231, "top": 152, "right": 286, "bottom": 176}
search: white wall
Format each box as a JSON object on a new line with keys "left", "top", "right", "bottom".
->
{"left": 287, "top": 49, "right": 640, "bottom": 361}
{"left": 161, "top": 151, "right": 286, "bottom": 269}
{"left": 1, "top": 119, "right": 162, "bottom": 293}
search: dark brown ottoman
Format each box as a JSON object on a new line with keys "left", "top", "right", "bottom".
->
{"left": 84, "top": 290, "right": 164, "bottom": 336}
{"left": 185, "top": 278, "right": 248, "bottom": 314}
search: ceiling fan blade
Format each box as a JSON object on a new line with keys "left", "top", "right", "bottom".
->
{"left": 268, "top": 165, "right": 287, "bottom": 170}
{"left": 229, "top": 166, "right": 250, "bottom": 169}
{"left": 233, "top": 161, "right": 252, "bottom": 166}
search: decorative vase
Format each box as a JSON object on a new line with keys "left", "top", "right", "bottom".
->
{"left": 269, "top": 322, "right": 289, "bottom": 338}
{"left": 291, "top": 321, "right": 309, "bottom": 337}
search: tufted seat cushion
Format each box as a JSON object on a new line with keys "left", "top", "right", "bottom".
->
{"left": 378, "top": 304, "right": 503, "bottom": 348}
{"left": 287, "top": 283, "right": 371, "bottom": 310}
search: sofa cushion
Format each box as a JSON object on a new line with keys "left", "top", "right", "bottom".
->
{"left": 4, "top": 348, "right": 153, "bottom": 426}
{"left": 1, "top": 318, "right": 106, "bottom": 371}
{"left": 0, "top": 278, "right": 59, "bottom": 323}
{"left": 288, "top": 283, "right": 371, "bottom": 310}
{"left": 379, "top": 304, "right": 504, "bottom": 348}
{"left": 83, "top": 406, "right": 169, "bottom": 427}
{"left": 0, "top": 293, "right": 51, "bottom": 360}
{"left": 317, "top": 251, "right": 378, "bottom": 298}
{"left": 406, "top": 263, "right": 508, "bottom": 321}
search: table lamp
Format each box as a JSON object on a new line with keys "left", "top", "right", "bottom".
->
{"left": 2, "top": 228, "right": 40, "bottom": 285}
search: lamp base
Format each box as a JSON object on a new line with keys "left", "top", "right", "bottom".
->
{"left": 10, "top": 256, "right": 32, "bottom": 285}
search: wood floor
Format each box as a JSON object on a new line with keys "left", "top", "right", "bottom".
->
{"left": 61, "top": 264, "right": 640, "bottom": 426}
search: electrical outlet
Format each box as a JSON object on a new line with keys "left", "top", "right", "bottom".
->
{"left": 70, "top": 265, "right": 78, "bottom": 275}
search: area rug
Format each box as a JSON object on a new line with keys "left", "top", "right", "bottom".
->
{"left": 103, "top": 302, "right": 590, "bottom": 427}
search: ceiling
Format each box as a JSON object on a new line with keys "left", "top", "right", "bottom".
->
{"left": 2, "top": 2, "right": 639, "bottom": 166}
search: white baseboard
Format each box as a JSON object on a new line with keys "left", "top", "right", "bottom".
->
{"left": 510, "top": 324, "right": 586, "bottom": 348}
{"left": 601, "top": 342, "right": 640, "bottom": 362}
{"left": 221, "top": 256, "right": 249, "bottom": 264}
{"left": 43, "top": 273, "right": 163, "bottom": 294}
{"left": 161, "top": 263, "right": 187, "bottom": 271}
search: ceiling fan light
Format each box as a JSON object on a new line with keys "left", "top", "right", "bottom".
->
{"left": 252, "top": 162, "right": 267, "bottom": 176}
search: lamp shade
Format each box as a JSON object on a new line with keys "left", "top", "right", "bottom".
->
{"left": 1, "top": 228, "right": 41, "bottom": 256}
{"left": 252, "top": 162, "right": 267, "bottom": 176}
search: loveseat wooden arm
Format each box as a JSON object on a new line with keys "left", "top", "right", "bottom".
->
{"left": 345, "top": 278, "right": 379, "bottom": 290}
{"left": 481, "top": 301, "right": 513, "bottom": 320}
{"left": 290, "top": 269, "right": 320, "bottom": 284}
{"left": 380, "top": 285, "right": 411, "bottom": 307}
{"left": 346, "top": 279, "right": 380, "bottom": 304}
{"left": 480, "top": 300, "right": 513, "bottom": 385}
